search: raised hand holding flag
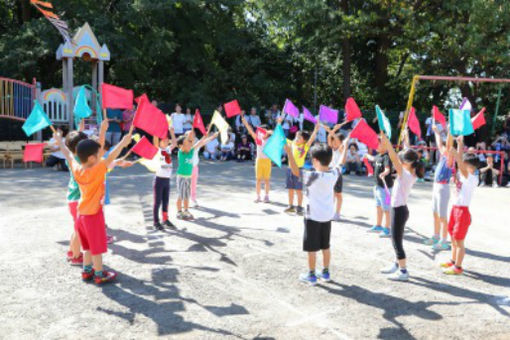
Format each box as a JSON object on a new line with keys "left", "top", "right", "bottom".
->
{"left": 449, "top": 109, "right": 474, "bottom": 136}
{"left": 319, "top": 105, "right": 338, "bottom": 124}
{"left": 22, "top": 101, "right": 54, "bottom": 136}
{"left": 132, "top": 95, "right": 169, "bottom": 139}
{"left": 101, "top": 83, "right": 133, "bottom": 110}
{"left": 375, "top": 105, "right": 392, "bottom": 139}
{"left": 302, "top": 106, "right": 317, "bottom": 124}
{"left": 432, "top": 105, "right": 447, "bottom": 128}
{"left": 350, "top": 119, "right": 379, "bottom": 150}
{"left": 224, "top": 100, "right": 242, "bottom": 118}
{"left": 74, "top": 86, "right": 92, "bottom": 119}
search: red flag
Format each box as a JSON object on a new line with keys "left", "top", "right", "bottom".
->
{"left": 133, "top": 96, "right": 169, "bottom": 139}
{"left": 255, "top": 127, "right": 268, "bottom": 146}
{"left": 345, "top": 97, "right": 362, "bottom": 122}
{"left": 193, "top": 109, "right": 206, "bottom": 135}
{"left": 432, "top": 105, "right": 446, "bottom": 128}
{"left": 407, "top": 107, "right": 422, "bottom": 139}
{"left": 471, "top": 107, "right": 486, "bottom": 130}
{"left": 363, "top": 157, "right": 374, "bottom": 176}
{"left": 101, "top": 83, "right": 133, "bottom": 110}
{"left": 135, "top": 93, "right": 149, "bottom": 105}
{"left": 224, "top": 100, "right": 242, "bottom": 118}
{"left": 350, "top": 119, "right": 379, "bottom": 150}
{"left": 23, "top": 143, "right": 46, "bottom": 163}
{"left": 131, "top": 136, "right": 158, "bottom": 159}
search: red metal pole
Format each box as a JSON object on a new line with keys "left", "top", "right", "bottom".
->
{"left": 500, "top": 151, "right": 504, "bottom": 185}
{"left": 416, "top": 75, "right": 510, "bottom": 84}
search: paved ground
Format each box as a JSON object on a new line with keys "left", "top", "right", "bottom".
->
{"left": 1, "top": 161, "right": 509, "bottom": 340}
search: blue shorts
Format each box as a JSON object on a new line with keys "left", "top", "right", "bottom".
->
{"left": 374, "top": 186, "right": 391, "bottom": 211}
{"left": 286, "top": 168, "right": 303, "bottom": 190}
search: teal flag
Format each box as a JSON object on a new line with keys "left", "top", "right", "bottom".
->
{"left": 449, "top": 109, "right": 474, "bottom": 136}
{"left": 22, "top": 102, "right": 52, "bottom": 136}
{"left": 74, "top": 86, "right": 92, "bottom": 119}
{"left": 263, "top": 124, "right": 286, "bottom": 167}
{"left": 376, "top": 105, "right": 392, "bottom": 139}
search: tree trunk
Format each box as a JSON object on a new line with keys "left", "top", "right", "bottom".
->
{"left": 340, "top": 0, "right": 351, "bottom": 100}
{"left": 20, "top": 0, "right": 31, "bottom": 23}
{"left": 375, "top": 35, "right": 390, "bottom": 101}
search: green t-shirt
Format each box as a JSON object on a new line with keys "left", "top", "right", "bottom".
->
{"left": 177, "top": 148, "right": 194, "bottom": 177}
{"left": 66, "top": 156, "right": 81, "bottom": 202}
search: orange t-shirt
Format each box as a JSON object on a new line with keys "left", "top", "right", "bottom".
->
{"left": 71, "top": 159, "right": 107, "bottom": 215}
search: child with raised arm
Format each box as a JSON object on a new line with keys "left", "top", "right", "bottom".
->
{"left": 325, "top": 123, "right": 348, "bottom": 221}
{"left": 152, "top": 128, "right": 177, "bottom": 230}
{"left": 424, "top": 125, "right": 454, "bottom": 250}
{"left": 379, "top": 133, "right": 424, "bottom": 281}
{"left": 55, "top": 126, "right": 132, "bottom": 284}
{"left": 441, "top": 136, "right": 480, "bottom": 275}
{"left": 284, "top": 123, "right": 320, "bottom": 215}
{"left": 242, "top": 113, "right": 273, "bottom": 203}
{"left": 285, "top": 142, "right": 341, "bottom": 285}
{"left": 191, "top": 128, "right": 220, "bottom": 207}
{"left": 176, "top": 130, "right": 217, "bottom": 220}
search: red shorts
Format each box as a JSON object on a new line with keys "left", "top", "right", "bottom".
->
{"left": 75, "top": 208, "right": 107, "bottom": 255}
{"left": 68, "top": 201, "right": 78, "bottom": 227}
{"left": 448, "top": 206, "right": 471, "bottom": 240}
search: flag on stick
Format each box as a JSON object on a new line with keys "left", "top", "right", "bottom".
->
{"left": 263, "top": 124, "right": 286, "bottom": 167}
{"left": 471, "top": 107, "right": 486, "bottom": 130}
{"left": 302, "top": 106, "right": 317, "bottom": 124}
{"left": 345, "top": 97, "right": 362, "bottom": 122}
{"left": 101, "top": 83, "right": 133, "bottom": 110}
{"left": 407, "top": 107, "right": 422, "bottom": 139}
{"left": 135, "top": 93, "right": 149, "bottom": 105}
{"left": 22, "top": 102, "right": 53, "bottom": 136}
{"left": 193, "top": 109, "right": 207, "bottom": 135}
{"left": 74, "top": 86, "right": 92, "bottom": 119}
{"left": 459, "top": 97, "right": 472, "bottom": 112}
{"left": 283, "top": 99, "right": 299, "bottom": 118}
{"left": 130, "top": 136, "right": 158, "bottom": 159}
{"left": 432, "top": 105, "right": 447, "bottom": 128}
{"left": 376, "top": 105, "right": 392, "bottom": 139}
{"left": 224, "top": 100, "right": 242, "bottom": 118}
{"left": 449, "top": 109, "right": 474, "bottom": 136}
{"left": 211, "top": 110, "right": 230, "bottom": 144}
{"left": 319, "top": 105, "right": 338, "bottom": 124}
{"left": 350, "top": 119, "right": 379, "bottom": 150}
{"left": 133, "top": 95, "right": 168, "bottom": 139}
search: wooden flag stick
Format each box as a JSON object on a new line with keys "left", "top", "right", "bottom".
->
{"left": 50, "top": 125, "right": 57, "bottom": 133}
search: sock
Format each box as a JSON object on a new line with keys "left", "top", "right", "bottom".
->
{"left": 95, "top": 270, "right": 103, "bottom": 277}
{"left": 309, "top": 270, "right": 316, "bottom": 276}
{"left": 162, "top": 212, "right": 168, "bottom": 221}
{"left": 400, "top": 268, "right": 408, "bottom": 274}
{"left": 83, "top": 265, "right": 93, "bottom": 273}
{"left": 441, "top": 238, "right": 448, "bottom": 243}
{"left": 433, "top": 234, "right": 439, "bottom": 239}
{"left": 451, "top": 259, "right": 456, "bottom": 264}
{"left": 323, "top": 267, "right": 329, "bottom": 273}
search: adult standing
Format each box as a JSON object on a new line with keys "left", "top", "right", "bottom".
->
{"left": 183, "top": 107, "right": 193, "bottom": 133}
{"left": 106, "top": 108, "right": 123, "bottom": 146}
{"left": 171, "top": 104, "right": 186, "bottom": 138}
{"left": 248, "top": 107, "right": 261, "bottom": 129}
{"left": 122, "top": 107, "right": 135, "bottom": 137}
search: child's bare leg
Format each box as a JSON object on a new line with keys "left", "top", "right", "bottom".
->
{"left": 184, "top": 199, "right": 189, "bottom": 211}
{"left": 91, "top": 254, "right": 103, "bottom": 272}
{"left": 454, "top": 239, "right": 465, "bottom": 267}
{"left": 83, "top": 251, "right": 92, "bottom": 267}
{"left": 297, "top": 189, "right": 303, "bottom": 207}
{"left": 256, "top": 179, "right": 262, "bottom": 198}
{"left": 440, "top": 218, "right": 448, "bottom": 240}
{"left": 383, "top": 210, "right": 390, "bottom": 228}
{"left": 335, "top": 193, "right": 343, "bottom": 214}
{"left": 308, "top": 251, "right": 317, "bottom": 271}
{"left": 177, "top": 198, "right": 182, "bottom": 212}
{"left": 433, "top": 212, "right": 440, "bottom": 236}
{"left": 70, "top": 232, "right": 81, "bottom": 257}
{"left": 450, "top": 239, "right": 458, "bottom": 262}
{"left": 322, "top": 248, "right": 331, "bottom": 269}
{"left": 397, "top": 258, "right": 407, "bottom": 269}
{"left": 288, "top": 189, "right": 295, "bottom": 206}
{"left": 264, "top": 179, "right": 270, "bottom": 196}
{"left": 376, "top": 206, "right": 383, "bottom": 226}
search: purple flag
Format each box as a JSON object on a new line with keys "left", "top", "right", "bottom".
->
{"left": 302, "top": 106, "right": 317, "bottom": 124}
{"left": 283, "top": 98, "right": 299, "bottom": 117}
{"left": 319, "top": 105, "right": 338, "bottom": 124}
{"left": 459, "top": 97, "right": 472, "bottom": 112}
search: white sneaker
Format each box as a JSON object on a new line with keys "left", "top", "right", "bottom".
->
{"left": 387, "top": 269, "right": 409, "bottom": 281}
{"left": 380, "top": 262, "right": 399, "bottom": 274}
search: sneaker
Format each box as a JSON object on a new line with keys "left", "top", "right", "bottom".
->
{"left": 67, "top": 251, "right": 82, "bottom": 261}
{"left": 379, "top": 227, "right": 391, "bottom": 237}
{"left": 380, "top": 262, "right": 399, "bottom": 274}
{"left": 424, "top": 235, "right": 439, "bottom": 246}
{"left": 432, "top": 240, "right": 450, "bottom": 250}
{"left": 264, "top": 195, "right": 270, "bottom": 203}
{"left": 94, "top": 270, "right": 118, "bottom": 284}
{"left": 183, "top": 211, "right": 194, "bottom": 220}
{"left": 82, "top": 268, "right": 95, "bottom": 281}
{"left": 387, "top": 269, "right": 410, "bottom": 281}
{"left": 154, "top": 222, "right": 164, "bottom": 230}
{"left": 443, "top": 266, "right": 463, "bottom": 275}
{"left": 296, "top": 206, "right": 304, "bottom": 216}
{"left": 319, "top": 269, "right": 331, "bottom": 282}
{"left": 299, "top": 272, "right": 318, "bottom": 286}
{"left": 440, "top": 261, "right": 455, "bottom": 268}
{"left": 106, "top": 235, "right": 115, "bottom": 244}
{"left": 254, "top": 197, "right": 261, "bottom": 203}
{"left": 163, "top": 220, "right": 176, "bottom": 229}
{"left": 368, "top": 225, "right": 383, "bottom": 233}
{"left": 69, "top": 254, "right": 83, "bottom": 266}
{"left": 332, "top": 213, "right": 341, "bottom": 222}
{"left": 284, "top": 206, "right": 296, "bottom": 214}
{"left": 177, "top": 211, "right": 184, "bottom": 220}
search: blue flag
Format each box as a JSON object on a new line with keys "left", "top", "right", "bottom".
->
{"left": 263, "top": 124, "right": 286, "bottom": 167}
{"left": 22, "top": 102, "right": 52, "bottom": 136}
{"left": 376, "top": 105, "right": 391, "bottom": 139}
{"left": 74, "top": 86, "right": 92, "bottom": 119}
{"left": 449, "top": 109, "right": 474, "bottom": 136}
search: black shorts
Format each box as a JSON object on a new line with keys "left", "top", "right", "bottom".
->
{"left": 303, "top": 219, "right": 331, "bottom": 252}
{"left": 334, "top": 173, "right": 343, "bottom": 193}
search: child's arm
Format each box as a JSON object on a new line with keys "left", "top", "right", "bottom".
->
{"left": 381, "top": 132, "right": 403, "bottom": 176}
{"left": 339, "top": 137, "right": 350, "bottom": 166}
{"left": 169, "top": 127, "right": 177, "bottom": 149}
{"left": 194, "top": 131, "right": 220, "bottom": 150}
{"left": 98, "top": 119, "right": 109, "bottom": 149}
{"left": 454, "top": 136, "right": 469, "bottom": 178}
{"left": 105, "top": 133, "right": 132, "bottom": 167}
{"left": 284, "top": 144, "right": 300, "bottom": 177}
{"left": 54, "top": 131, "right": 75, "bottom": 166}
{"left": 432, "top": 124, "right": 445, "bottom": 154}
{"left": 241, "top": 114, "right": 257, "bottom": 140}
{"left": 306, "top": 122, "right": 320, "bottom": 147}
{"left": 402, "top": 128, "right": 411, "bottom": 149}
{"left": 79, "top": 119, "right": 85, "bottom": 132}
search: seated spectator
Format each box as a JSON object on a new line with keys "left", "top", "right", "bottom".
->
{"left": 235, "top": 110, "right": 247, "bottom": 134}
{"left": 46, "top": 126, "right": 68, "bottom": 171}
{"left": 220, "top": 137, "right": 235, "bottom": 161}
{"left": 345, "top": 143, "right": 362, "bottom": 175}
{"left": 480, "top": 155, "right": 500, "bottom": 187}
{"left": 236, "top": 135, "right": 253, "bottom": 162}
{"left": 203, "top": 136, "right": 219, "bottom": 160}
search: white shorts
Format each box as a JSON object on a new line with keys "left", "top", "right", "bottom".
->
{"left": 432, "top": 182, "right": 450, "bottom": 218}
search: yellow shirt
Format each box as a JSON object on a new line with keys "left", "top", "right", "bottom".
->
{"left": 287, "top": 140, "right": 310, "bottom": 168}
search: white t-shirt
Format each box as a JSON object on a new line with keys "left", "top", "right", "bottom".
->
{"left": 171, "top": 113, "right": 186, "bottom": 134}
{"left": 155, "top": 146, "right": 173, "bottom": 178}
{"left": 454, "top": 173, "right": 478, "bottom": 206}
{"left": 303, "top": 167, "right": 341, "bottom": 222}
{"left": 192, "top": 148, "right": 200, "bottom": 167}
{"left": 391, "top": 169, "right": 417, "bottom": 207}
{"left": 48, "top": 138, "right": 65, "bottom": 159}
{"left": 183, "top": 113, "right": 193, "bottom": 130}
{"left": 330, "top": 148, "right": 342, "bottom": 168}
{"left": 205, "top": 139, "right": 219, "bottom": 154}
{"left": 256, "top": 139, "right": 269, "bottom": 159}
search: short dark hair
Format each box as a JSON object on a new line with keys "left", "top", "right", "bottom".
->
{"left": 348, "top": 143, "right": 358, "bottom": 151}
{"left": 399, "top": 149, "right": 425, "bottom": 178}
{"left": 335, "top": 132, "right": 345, "bottom": 142}
{"left": 176, "top": 135, "right": 187, "bottom": 146}
{"left": 65, "top": 131, "right": 88, "bottom": 153}
{"left": 310, "top": 143, "right": 332, "bottom": 166}
{"left": 76, "top": 139, "right": 101, "bottom": 163}
{"left": 463, "top": 153, "right": 480, "bottom": 168}
{"left": 298, "top": 130, "right": 310, "bottom": 142}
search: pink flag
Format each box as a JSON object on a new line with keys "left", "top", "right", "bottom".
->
{"left": 135, "top": 93, "right": 149, "bottom": 105}
{"left": 350, "top": 119, "right": 379, "bottom": 150}
{"left": 363, "top": 157, "right": 374, "bottom": 176}
{"left": 23, "top": 143, "right": 46, "bottom": 163}
{"left": 407, "top": 107, "right": 422, "bottom": 138}
{"left": 131, "top": 136, "right": 158, "bottom": 159}
{"left": 302, "top": 106, "right": 317, "bottom": 124}
{"left": 224, "top": 100, "right": 242, "bottom": 118}
{"left": 101, "top": 83, "right": 133, "bottom": 110}
{"left": 319, "top": 105, "right": 338, "bottom": 124}
{"left": 432, "top": 105, "right": 446, "bottom": 128}
{"left": 133, "top": 96, "right": 169, "bottom": 139}
{"left": 283, "top": 99, "right": 299, "bottom": 118}
{"left": 255, "top": 127, "right": 267, "bottom": 146}
{"left": 193, "top": 109, "right": 206, "bottom": 135}
{"left": 471, "top": 107, "right": 486, "bottom": 130}
{"left": 345, "top": 97, "right": 362, "bottom": 122}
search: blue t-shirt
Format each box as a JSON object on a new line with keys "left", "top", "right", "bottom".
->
{"left": 107, "top": 109, "right": 123, "bottom": 133}
{"left": 434, "top": 155, "right": 453, "bottom": 183}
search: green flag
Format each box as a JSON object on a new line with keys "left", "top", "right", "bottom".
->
{"left": 22, "top": 102, "right": 52, "bottom": 136}
{"left": 74, "top": 86, "right": 92, "bottom": 119}
{"left": 376, "top": 105, "right": 392, "bottom": 139}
